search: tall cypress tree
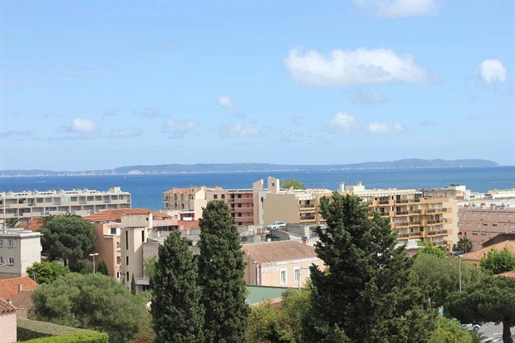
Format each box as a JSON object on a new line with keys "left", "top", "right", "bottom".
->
{"left": 150, "top": 230, "right": 204, "bottom": 343}
{"left": 304, "top": 193, "right": 435, "bottom": 343}
{"left": 198, "top": 200, "right": 250, "bottom": 343}
{"left": 96, "top": 260, "right": 109, "bottom": 276}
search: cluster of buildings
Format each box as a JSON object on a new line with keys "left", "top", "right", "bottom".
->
{"left": 1, "top": 177, "right": 515, "bottom": 296}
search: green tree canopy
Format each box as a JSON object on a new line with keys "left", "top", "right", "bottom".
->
{"left": 417, "top": 241, "right": 448, "bottom": 259}
{"left": 304, "top": 193, "right": 436, "bottom": 343}
{"left": 198, "top": 200, "right": 250, "bottom": 343}
{"left": 26, "top": 261, "right": 70, "bottom": 284}
{"left": 97, "top": 260, "right": 109, "bottom": 276}
{"left": 37, "top": 215, "right": 97, "bottom": 269}
{"left": 453, "top": 237, "right": 473, "bottom": 253}
{"left": 410, "top": 254, "right": 485, "bottom": 308}
{"left": 5, "top": 218, "right": 22, "bottom": 228}
{"left": 247, "top": 301, "right": 294, "bottom": 343}
{"left": 30, "top": 273, "right": 146, "bottom": 342}
{"left": 428, "top": 317, "right": 472, "bottom": 343}
{"left": 445, "top": 276, "right": 515, "bottom": 343}
{"left": 151, "top": 229, "right": 204, "bottom": 343}
{"left": 479, "top": 246, "right": 515, "bottom": 275}
{"left": 281, "top": 287, "right": 311, "bottom": 343}
{"left": 281, "top": 179, "right": 305, "bottom": 189}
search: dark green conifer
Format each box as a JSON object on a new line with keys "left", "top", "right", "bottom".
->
{"left": 198, "top": 200, "right": 250, "bottom": 343}
{"left": 151, "top": 230, "right": 204, "bottom": 343}
{"left": 96, "top": 260, "right": 109, "bottom": 276}
{"left": 304, "top": 193, "right": 435, "bottom": 343}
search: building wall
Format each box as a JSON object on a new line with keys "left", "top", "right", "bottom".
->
{"left": 244, "top": 257, "right": 324, "bottom": 288}
{"left": 263, "top": 193, "right": 300, "bottom": 224}
{"left": 94, "top": 223, "right": 121, "bottom": 278}
{"left": 0, "top": 311, "right": 16, "bottom": 342}
{"left": 458, "top": 205, "right": 515, "bottom": 251}
{"left": 0, "top": 232, "right": 41, "bottom": 279}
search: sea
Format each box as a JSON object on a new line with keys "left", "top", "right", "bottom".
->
{"left": 1, "top": 166, "right": 514, "bottom": 210}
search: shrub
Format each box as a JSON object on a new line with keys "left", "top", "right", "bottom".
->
{"left": 17, "top": 318, "right": 98, "bottom": 341}
{"left": 24, "top": 332, "right": 108, "bottom": 343}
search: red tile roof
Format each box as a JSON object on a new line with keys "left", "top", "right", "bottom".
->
{"left": 84, "top": 208, "right": 171, "bottom": 222}
{"left": 9, "top": 291, "right": 34, "bottom": 309}
{"left": 242, "top": 241, "right": 319, "bottom": 263}
{"left": 178, "top": 220, "right": 200, "bottom": 230}
{"left": 21, "top": 219, "right": 44, "bottom": 232}
{"left": 0, "top": 298, "right": 16, "bottom": 313}
{"left": 461, "top": 241, "right": 515, "bottom": 261}
{"left": 498, "top": 270, "right": 515, "bottom": 278}
{"left": 0, "top": 277, "right": 38, "bottom": 301}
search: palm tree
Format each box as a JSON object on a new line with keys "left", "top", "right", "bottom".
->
{"left": 5, "top": 218, "right": 21, "bottom": 228}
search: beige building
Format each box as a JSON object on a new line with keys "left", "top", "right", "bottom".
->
{"left": 242, "top": 240, "right": 323, "bottom": 288}
{"left": 263, "top": 181, "right": 459, "bottom": 251}
{"left": 0, "top": 187, "right": 131, "bottom": 220}
{"left": 457, "top": 203, "right": 515, "bottom": 251}
{"left": 421, "top": 184, "right": 471, "bottom": 200}
{"left": 0, "top": 223, "right": 42, "bottom": 280}
{"left": 0, "top": 298, "right": 17, "bottom": 343}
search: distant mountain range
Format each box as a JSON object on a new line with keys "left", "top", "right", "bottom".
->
{"left": 0, "top": 159, "right": 499, "bottom": 177}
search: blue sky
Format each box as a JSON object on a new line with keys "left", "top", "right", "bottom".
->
{"left": 0, "top": 0, "right": 513, "bottom": 171}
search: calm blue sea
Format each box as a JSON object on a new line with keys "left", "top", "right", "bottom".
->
{"left": 0, "top": 167, "right": 514, "bottom": 210}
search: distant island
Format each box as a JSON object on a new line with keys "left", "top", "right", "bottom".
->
{"left": 0, "top": 159, "right": 499, "bottom": 177}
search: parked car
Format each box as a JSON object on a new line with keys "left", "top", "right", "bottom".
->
{"left": 461, "top": 321, "right": 483, "bottom": 331}
{"left": 267, "top": 221, "right": 286, "bottom": 230}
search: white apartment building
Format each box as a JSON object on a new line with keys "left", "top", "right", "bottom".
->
{"left": 0, "top": 222, "right": 42, "bottom": 280}
{"left": 0, "top": 187, "right": 131, "bottom": 220}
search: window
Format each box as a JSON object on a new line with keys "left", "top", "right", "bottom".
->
{"left": 214, "top": 194, "right": 218, "bottom": 199}
{"left": 8, "top": 257, "right": 14, "bottom": 265}
{"left": 126, "top": 256, "right": 129, "bottom": 265}
{"left": 0, "top": 256, "right": 3, "bottom": 263}
{"left": 0, "top": 239, "right": 2, "bottom": 247}
{"left": 7, "top": 239, "right": 16, "bottom": 247}
{"left": 294, "top": 267, "right": 300, "bottom": 284}
{"left": 221, "top": 194, "right": 225, "bottom": 199}
{"left": 110, "top": 227, "right": 117, "bottom": 235}
{"left": 141, "top": 230, "right": 145, "bottom": 243}
{"left": 126, "top": 272, "right": 129, "bottom": 282}
{"left": 493, "top": 223, "right": 498, "bottom": 227}
{"left": 117, "top": 257, "right": 121, "bottom": 265}
{"left": 125, "top": 231, "right": 129, "bottom": 250}
{"left": 280, "top": 269, "right": 287, "bottom": 285}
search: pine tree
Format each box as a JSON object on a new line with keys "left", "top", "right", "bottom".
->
{"left": 198, "top": 200, "right": 250, "bottom": 343}
{"left": 304, "top": 193, "right": 435, "bottom": 343}
{"left": 150, "top": 229, "right": 204, "bottom": 343}
{"left": 97, "top": 260, "right": 109, "bottom": 276}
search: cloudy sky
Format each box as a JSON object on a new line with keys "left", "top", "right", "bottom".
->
{"left": 0, "top": 1, "right": 513, "bottom": 171}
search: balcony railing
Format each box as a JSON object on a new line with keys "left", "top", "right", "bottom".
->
{"left": 427, "top": 229, "right": 448, "bottom": 236}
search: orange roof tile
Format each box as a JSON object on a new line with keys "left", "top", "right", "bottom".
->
{"left": 0, "top": 277, "right": 38, "bottom": 301}
{"left": 0, "top": 298, "right": 16, "bottom": 313}
{"left": 9, "top": 291, "right": 34, "bottom": 309}
{"left": 242, "top": 241, "right": 319, "bottom": 263}
{"left": 178, "top": 220, "right": 200, "bottom": 230}
{"left": 461, "top": 241, "right": 515, "bottom": 261}
{"left": 84, "top": 208, "right": 171, "bottom": 222}
{"left": 21, "top": 219, "right": 44, "bottom": 232}
{"left": 498, "top": 270, "right": 515, "bottom": 278}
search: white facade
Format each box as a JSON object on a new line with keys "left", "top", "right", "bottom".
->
{"left": 0, "top": 187, "right": 131, "bottom": 220}
{"left": 0, "top": 224, "right": 42, "bottom": 280}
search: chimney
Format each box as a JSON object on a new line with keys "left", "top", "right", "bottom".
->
{"left": 18, "top": 284, "right": 23, "bottom": 293}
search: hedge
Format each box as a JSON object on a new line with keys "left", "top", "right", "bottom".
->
{"left": 17, "top": 319, "right": 101, "bottom": 342}
{"left": 22, "top": 333, "right": 108, "bottom": 343}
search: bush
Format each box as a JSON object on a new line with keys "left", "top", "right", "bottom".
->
{"left": 17, "top": 318, "right": 98, "bottom": 341}
{"left": 24, "top": 332, "right": 108, "bottom": 343}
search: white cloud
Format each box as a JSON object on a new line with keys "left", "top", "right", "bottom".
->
{"left": 217, "top": 96, "right": 234, "bottom": 111}
{"left": 134, "top": 107, "right": 160, "bottom": 118}
{"left": 329, "top": 112, "right": 406, "bottom": 134}
{"left": 329, "top": 113, "right": 360, "bottom": 133}
{"left": 60, "top": 118, "right": 100, "bottom": 139}
{"left": 374, "top": 0, "right": 440, "bottom": 18}
{"left": 220, "top": 123, "right": 259, "bottom": 138}
{"left": 478, "top": 59, "right": 507, "bottom": 84}
{"left": 346, "top": 89, "right": 387, "bottom": 104}
{"left": 284, "top": 48, "right": 434, "bottom": 87}
{"left": 164, "top": 118, "right": 200, "bottom": 139}
{"left": 363, "top": 122, "right": 406, "bottom": 134}
{"left": 107, "top": 127, "right": 142, "bottom": 138}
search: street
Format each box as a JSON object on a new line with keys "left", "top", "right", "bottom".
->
{"left": 479, "top": 322, "right": 515, "bottom": 343}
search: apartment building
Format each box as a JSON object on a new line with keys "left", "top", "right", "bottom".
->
{"left": 162, "top": 178, "right": 277, "bottom": 226}
{"left": 0, "top": 187, "right": 131, "bottom": 220}
{"left": 420, "top": 184, "right": 471, "bottom": 200}
{"left": 0, "top": 223, "right": 42, "bottom": 280}
{"left": 457, "top": 203, "right": 515, "bottom": 251}
{"left": 263, "top": 181, "right": 459, "bottom": 251}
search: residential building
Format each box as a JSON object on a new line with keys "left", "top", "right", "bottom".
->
{"left": 0, "top": 187, "right": 131, "bottom": 220}
{"left": 0, "top": 277, "right": 38, "bottom": 319}
{"left": 420, "top": 184, "right": 471, "bottom": 200}
{"left": 0, "top": 224, "right": 42, "bottom": 280}
{"left": 263, "top": 181, "right": 459, "bottom": 251}
{"left": 0, "top": 298, "right": 16, "bottom": 343}
{"left": 460, "top": 240, "right": 515, "bottom": 268}
{"left": 242, "top": 240, "right": 323, "bottom": 288}
{"left": 457, "top": 203, "right": 515, "bottom": 251}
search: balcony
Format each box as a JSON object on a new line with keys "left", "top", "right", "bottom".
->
{"left": 395, "top": 211, "right": 409, "bottom": 216}
{"left": 427, "top": 229, "right": 448, "bottom": 236}
{"left": 409, "top": 232, "right": 422, "bottom": 238}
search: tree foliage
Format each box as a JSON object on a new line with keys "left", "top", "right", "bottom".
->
{"left": 5, "top": 218, "right": 22, "bottom": 228}
{"left": 96, "top": 260, "right": 109, "bottom": 276}
{"left": 281, "top": 288, "right": 311, "bottom": 343}
{"left": 131, "top": 274, "right": 136, "bottom": 295}
{"left": 247, "top": 301, "right": 295, "bottom": 343}
{"left": 151, "top": 229, "right": 204, "bottom": 343}
{"left": 282, "top": 179, "right": 305, "bottom": 189}
{"left": 143, "top": 255, "right": 157, "bottom": 281}
{"left": 26, "top": 261, "right": 70, "bottom": 284}
{"left": 37, "top": 215, "right": 97, "bottom": 269}
{"left": 304, "top": 193, "right": 436, "bottom": 343}
{"left": 445, "top": 276, "right": 515, "bottom": 343}
{"left": 417, "top": 241, "right": 448, "bottom": 259}
{"left": 30, "top": 273, "right": 146, "bottom": 342}
{"left": 479, "top": 247, "right": 515, "bottom": 275}
{"left": 428, "top": 317, "right": 472, "bottom": 343}
{"left": 198, "top": 200, "right": 250, "bottom": 343}
{"left": 453, "top": 237, "right": 473, "bottom": 253}
{"left": 410, "top": 254, "right": 485, "bottom": 308}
